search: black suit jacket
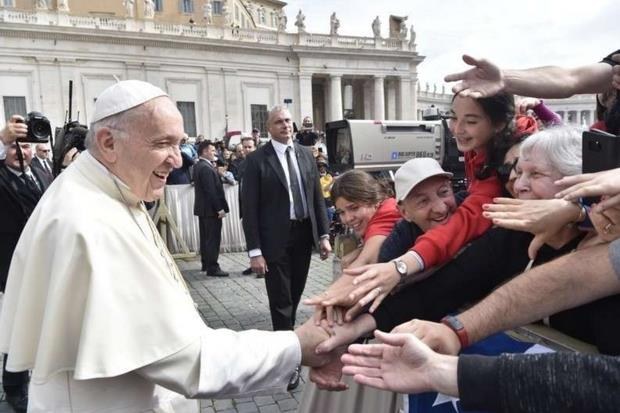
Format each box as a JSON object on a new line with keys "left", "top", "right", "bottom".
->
{"left": 193, "top": 159, "right": 229, "bottom": 218}
{"left": 30, "top": 156, "right": 54, "bottom": 188}
{"left": 0, "top": 163, "right": 49, "bottom": 291}
{"left": 241, "top": 141, "right": 329, "bottom": 261}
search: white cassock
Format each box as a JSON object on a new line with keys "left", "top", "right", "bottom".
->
{"left": 0, "top": 151, "right": 300, "bottom": 412}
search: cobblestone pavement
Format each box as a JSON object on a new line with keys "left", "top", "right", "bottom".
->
{"left": 0, "top": 252, "right": 334, "bottom": 413}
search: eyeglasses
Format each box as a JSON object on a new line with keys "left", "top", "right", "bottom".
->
{"left": 497, "top": 157, "right": 519, "bottom": 183}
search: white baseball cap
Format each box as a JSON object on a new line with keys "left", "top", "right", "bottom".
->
{"left": 91, "top": 80, "right": 168, "bottom": 123}
{"left": 394, "top": 158, "right": 453, "bottom": 202}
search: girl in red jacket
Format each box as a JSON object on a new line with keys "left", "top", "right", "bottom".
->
{"left": 309, "top": 92, "right": 516, "bottom": 321}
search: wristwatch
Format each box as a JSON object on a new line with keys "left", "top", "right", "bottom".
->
{"left": 392, "top": 259, "right": 408, "bottom": 278}
{"left": 441, "top": 315, "right": 469, "bottom": 349}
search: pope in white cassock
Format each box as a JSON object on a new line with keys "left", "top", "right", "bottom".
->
{"left": 0, "top": 80, "right": 332, "bottom": 412}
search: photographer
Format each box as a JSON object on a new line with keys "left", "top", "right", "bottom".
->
{"left": 0, "top": 114, "right": 52, "bottom": 412}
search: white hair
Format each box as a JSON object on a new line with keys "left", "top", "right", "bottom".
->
{"left": 519, "top": 125, "right": 583, "bottom": 177}
{"left": 84, "top": 101, "right": 154, "bottom": 150}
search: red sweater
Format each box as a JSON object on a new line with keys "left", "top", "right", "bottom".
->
{"left": 363, "top": 198, "right": 401, "bottom": 242}
{"left": 411, "top": 151, "right": 502, "bottom": 268}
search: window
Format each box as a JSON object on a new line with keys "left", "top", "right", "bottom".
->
{"left": 176, "top": 101, "right": 197, "bottom": 137}
{"left": 3, "top": 96, "right": 27, "bottom": 122}
{"left": 154, "top": 0, "right": 163, "bottom": 12}
{"left": 212, "top": 0, "right": 222, "bottom": 15}
{"left": 179, "top": 0, "right": 193, "bottom": 13}
{"left": 250, "top": 104, "right": 268, "bottom": 137}
{"left": 2, "top": 0, "right": 15, "bottom": 7}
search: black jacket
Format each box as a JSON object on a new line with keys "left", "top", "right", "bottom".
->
{"left": 193, "top": 159, "right": 229, "bottom": 217}
{"left": 0, "top": 162, "right": 49, "bottom": 290}
{"left": 240, "top": 141, "right": 329, "bottom": 261}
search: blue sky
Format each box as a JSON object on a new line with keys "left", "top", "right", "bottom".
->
{"left": 284, "top": 0, "right": 619, "bottom": 88}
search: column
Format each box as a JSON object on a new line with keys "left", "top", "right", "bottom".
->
{"left": 363, "top": 79, "right": 373, "bottom": 119}
{"left": 410, "top": 75, "right": 419, "bottom": 120}
{"left": 386, "top": 79, "right": 396, "bottom": 120}
{"left": 298, "top": 73, "right": 313, "bottom": 121}
{"left": 373, "top": 75, "right": 385, "bottom": 120}
{"left": 397, "top": 76, "right": 412, "bottom": 119}
{"left": 328, "top": 74, "right": 343, "bottom": 121}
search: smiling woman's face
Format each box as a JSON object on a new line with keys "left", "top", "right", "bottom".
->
{"left": 334, "top": 197, "right": 378, "bottom": 237}
{"left": 450, "top": 95, "right": 496, "bottom": 153}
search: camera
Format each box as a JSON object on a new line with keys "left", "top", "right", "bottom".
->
{"left": 16, "top": 111, "right": 52, "bottom": 143}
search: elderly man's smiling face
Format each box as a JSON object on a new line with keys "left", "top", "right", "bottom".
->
{"left": 112, "top": 97, "right": 184, "bottom": 201}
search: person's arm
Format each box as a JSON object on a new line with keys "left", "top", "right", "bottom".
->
{"left": 447, "top": 241, "right": 620, "bottom": 353}
{"left": 459, "top": 352, "right": 620, "bottom": 413}
{"left": 343, "top": 331, "right": 620, "bottom": 413}
{"left": 136, "top": 319, "right": 331, "bottom": 399}
{"left": 347, "top": 235, "right": 386, "bottom": 267}
{"left": 445, "top": 54, "right": 614, "bottom": 98}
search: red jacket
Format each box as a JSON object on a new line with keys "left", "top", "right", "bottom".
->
{"left": 411, "top": 151, "right": 502, "bottom": 268}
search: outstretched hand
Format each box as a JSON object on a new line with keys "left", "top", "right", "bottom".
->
{"left": 341, "top": 330, "right": 459, "bottom": 396}
{"left": 444, "top": 54, "right": 505, "bottom": 98}
{"left": 483, "top": 197, "right": 580, "bottom": 259}
{"left": 555, "top": 168, "right": 620, "bottom": 212}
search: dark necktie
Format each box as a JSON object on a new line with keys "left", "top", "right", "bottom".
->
{"left": 43, "top": 159, "right": 52, "bottom": 176}
{"left": 21, "top": 172, "right": 42, "bottom": 195}
{"left": 285, "top": 147, "right": 305, "bottom": 220}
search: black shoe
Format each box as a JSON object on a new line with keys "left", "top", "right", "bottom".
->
{"left": 206, "top": 269, "right": 229, "bottom": 277}
{"left": 287, "top": 365, "right": 301, "bottom": 391}
{"left": 242, "top": 267, "right": 253, "bottom": 275}
{"left": 255, "top": 273, "right": 265, "bottom": 279}
{"left": 5, "top": 390, "right": 28, "bottom": 413}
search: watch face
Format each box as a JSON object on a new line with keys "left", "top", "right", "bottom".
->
{"left": 395, "top": 260, "right": 407, "bottom": 275}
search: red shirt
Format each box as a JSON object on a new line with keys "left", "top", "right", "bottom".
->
{"left": 411, "top": 151, "right": 501, "bottom": 268}
{"left": 364, "top": 198, "right": 401, "bottom": 242}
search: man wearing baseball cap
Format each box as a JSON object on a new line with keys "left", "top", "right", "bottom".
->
{"left": 0, "top": 80, "right": 331, "bottom": 412}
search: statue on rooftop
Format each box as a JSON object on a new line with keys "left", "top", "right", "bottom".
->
{"left": 36, "top": 0, "right": 48, "bottom": 10}
{"left": 144, "top": 0, "right": 155, "bottom": 19}
{"left": 57, "top": 0, "right": 69, "bottom": 12}
{"left": 277, "top": 10, "right": 287, "bottom": 31}
{"left": 294, "top": 9, "right": 306, "bottom": 33}
{"left": 203, "top": 2, "right": 212, "bottom": 24}
{"left": 330, "top": 12, "right": 339, "bottom": 36}
{"left": 123, "top": 0, "right": 135, "bottom": 18}
{"left": 399, "top": 16, "right": 408, "bottom": 40}
{"left": 372, "top": 16, "right": 381, "bottom": 38}
{"left": 409, "top": 24, "right": 416, "bottom": 49}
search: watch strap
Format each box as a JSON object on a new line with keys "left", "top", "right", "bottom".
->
{"left": 441, "top": 315, "right": 469, "bottom": 349}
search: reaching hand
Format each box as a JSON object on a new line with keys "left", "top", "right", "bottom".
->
{"left": 589, "top": 202, "right": 620, "bottom": 242}
{"left": 341, "top": 330, "right": 459, "bottom": 396}
{"left": 444, "top": 55, "right": 505, "bottom": 98}
{"left": 391, "top": 319, "right": 461, "bottom": 355}
{"left": 341, "top": 262, "right": 402, "bottom": 318}
{"left": 315, "top": 314, "right": 377, "bottom": 354}
{"left": 555, "top": 168, "right": 620, "bottom": 212}
{"left": 309, "top": 348, "right": 349, "bottom": 391}
{"left": 483, "top": 197, "right": 581, "bottom": 259}
{"left": 516, "top": 97, "right": 542, "bottom": 114}
{"left": 294, "top": 319, "right": 333, "bottom": 368}
{"left": 304, "top": 274, "right": 359, "bottom": 326}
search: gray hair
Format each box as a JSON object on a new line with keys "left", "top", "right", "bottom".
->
{"left": 519, "top": 125, "right": 583, "bottom": 177}
{"left": 267, "top": 105, "right": 291, "bottom": 126}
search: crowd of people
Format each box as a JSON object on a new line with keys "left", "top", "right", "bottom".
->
{"left": 0, "top": 47, "right": 617, "bottom": 413}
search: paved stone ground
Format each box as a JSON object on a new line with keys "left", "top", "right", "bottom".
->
{"left": 0, "top": 252, "right": 334, "bottom": 413}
